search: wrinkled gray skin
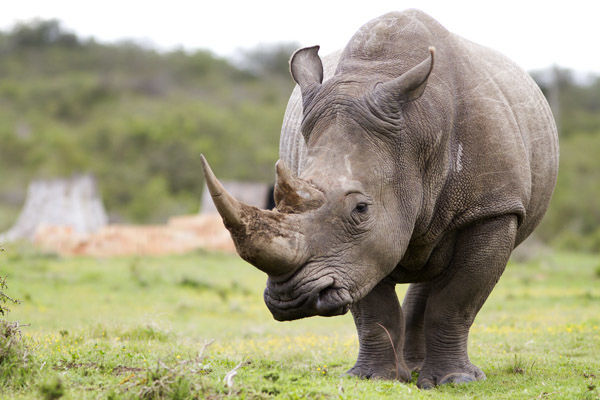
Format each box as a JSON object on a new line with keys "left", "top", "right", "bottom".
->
{"left": 202, "top": 9, "right": 558, "bottom": 389}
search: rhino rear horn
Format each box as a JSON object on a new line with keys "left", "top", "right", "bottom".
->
{"left": 274, "top": 159, "right": 325, "bottom": 213}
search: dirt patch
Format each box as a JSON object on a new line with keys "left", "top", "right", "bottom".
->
{"left": 33, "top": 214, "right": 235, "bottom": 257}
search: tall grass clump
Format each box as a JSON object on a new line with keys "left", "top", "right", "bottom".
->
{"left": 120, "top": 346, "right": 215, "bottom": 400}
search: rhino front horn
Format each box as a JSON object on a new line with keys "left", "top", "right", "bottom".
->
{"left": 200, "top": 155, "right": 308, "bottom": 276}
{"left": 200, "top": 154, "right": 243, "bottom": 228}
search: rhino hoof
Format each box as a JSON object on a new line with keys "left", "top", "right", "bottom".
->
{"left": 417, "top": 378, "right": 435, "bottom": 390}
{"left": 346, "top": 363, "right": 410, "bottom": 382}
{"left": 417, "top": 362, "right": 486, "bottom": 388}
{"left": 438, "top": 372, "right": 478, "bottom": 385}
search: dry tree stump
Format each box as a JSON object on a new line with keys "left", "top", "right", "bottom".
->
{"left": 0, "top": 175, "right": 107, "bottom": 243}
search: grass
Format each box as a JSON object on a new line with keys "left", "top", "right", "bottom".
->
{"left": 0, "top": 243, "right": 599, "bottom": 399}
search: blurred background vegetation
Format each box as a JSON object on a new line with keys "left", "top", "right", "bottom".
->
{"left": 0, "top": 20, "right": 598, "bottom": 251}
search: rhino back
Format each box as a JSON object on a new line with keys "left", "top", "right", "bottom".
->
{"left": 443, "top": 35, "right": 558, "bottom": 244}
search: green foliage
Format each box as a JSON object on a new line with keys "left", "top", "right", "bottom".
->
{"left": 4, "top": 19, "right": 79, "bottom": 49}
{"left": 536, "top": 132, "right": 600, "bottom": 251}
{"left": 0, "top": 20, "right": 293, "bottom": 226}
{"left": 237, "top": 42, "right": 300, "bottom": 80}
{"left": 529, "top": 68, "right": 600, "bottom": 251}
{"left": 532, "top": 67, "right": 600, "bottom": 137}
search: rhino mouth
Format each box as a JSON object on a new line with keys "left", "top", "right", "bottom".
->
{"left": 264, "top": 274, "right": 352, "bottom": 321}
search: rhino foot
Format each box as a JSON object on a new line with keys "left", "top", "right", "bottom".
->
{"left": 346, "top": 362, "right": 411, "bottom": 382}
{"left": 417, "top": 362, "right": 485, "bottom": 389}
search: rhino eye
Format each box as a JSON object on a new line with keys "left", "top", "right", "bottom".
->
{"left": 355, "top": 203, "right": 368, "bottom": 213}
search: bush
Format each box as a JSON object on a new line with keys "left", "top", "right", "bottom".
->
{"left": 0, "top": 319, "right": 33, "bottom": 388}
{"left": 0, "top": 276, "right": 18, "bottom": 317}
{"left": 0, "top": 274, "right": 34, "bottom": 387}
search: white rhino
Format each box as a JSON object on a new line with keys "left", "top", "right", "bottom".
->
{"left": 202, "top": 9, "right": 558, "bottom": 388}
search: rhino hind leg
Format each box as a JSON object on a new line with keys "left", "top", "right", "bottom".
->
{"left": 417, "top": 215, "right": 518, "bottom": 389}
{"left": 347, "top": 279, "right": 411, "bottom": 382}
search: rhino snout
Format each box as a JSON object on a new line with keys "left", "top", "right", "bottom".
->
{"left": 264, "top": 275, "right": 351, "bottom": 321}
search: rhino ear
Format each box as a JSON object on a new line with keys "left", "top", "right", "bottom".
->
{"left": 290, "top": 46, "right": 323, "bottom": 106}
{"left": 372, "top": 47, "right": 435, "bottom": 108}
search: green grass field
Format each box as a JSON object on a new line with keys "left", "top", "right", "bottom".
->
{"left": 1, "top": 244, "right": 599, "bottom": 399}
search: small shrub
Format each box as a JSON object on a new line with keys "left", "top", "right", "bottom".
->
{"left": 0, "top": 320, "right": 34, "bottom": 387}
{"left": 0, "top": 275, "right": 18, "bottom": 317}
{"left": 0, "top": 274, "right": 34, "bottom": 387}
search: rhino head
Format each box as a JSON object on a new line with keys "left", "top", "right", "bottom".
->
{"left": 202, "top": 45, "right": 435, "bottom": 321}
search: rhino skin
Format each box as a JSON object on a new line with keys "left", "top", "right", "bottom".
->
{"left": 202, "top": 9, "right": 558, "bottom": 388}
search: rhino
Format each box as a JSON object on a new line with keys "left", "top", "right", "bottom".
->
{"left": 201, "top": 9, "right": 558, "bottom": 388}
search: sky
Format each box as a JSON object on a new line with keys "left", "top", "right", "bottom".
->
{"left": 1, "top": 0, "right": 599, "bottom": 73}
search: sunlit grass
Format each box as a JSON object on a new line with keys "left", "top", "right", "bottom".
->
{"left": 1, "top": 244, "right": 599, "bottom": 399}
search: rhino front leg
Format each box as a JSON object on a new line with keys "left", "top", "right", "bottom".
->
{"left": 402, "top": 282, "right": 431, "bottom": 372}
{"left": 417, "top": 215, "right": 518, "bottom": 389}
{"left": 347, "top": 279, "right": 410, "bottom": 381}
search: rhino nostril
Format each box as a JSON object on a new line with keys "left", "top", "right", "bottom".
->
{"left": 316, "top": 282, "right": 339, "bottom": 310}
{"left": 315, "top": 285, "right": 351, "bottom": 317}
{"left": 317, "top": 285, "right": 335, "bottom": 303}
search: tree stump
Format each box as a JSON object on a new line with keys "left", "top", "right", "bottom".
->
{"left": 0, "top": 175, "right": 107, "bottom": 243}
